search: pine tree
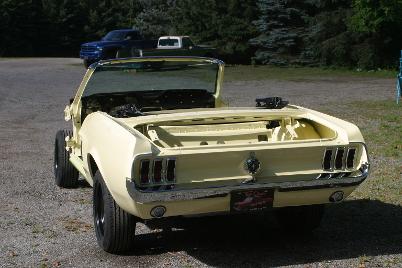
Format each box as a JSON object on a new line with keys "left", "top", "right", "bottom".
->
{"left": 250, "top": 0, "right": 313, "bottom": 65}
{"left": 172, "top": 0, "right": 258, "bottom": 63}
{"left": 133, "top": 0, "right": 174, "bottom": 38}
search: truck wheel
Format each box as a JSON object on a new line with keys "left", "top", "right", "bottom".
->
{"left": 103, "top": 49, "right": 119, "bottom": 60}
{"left": 93, "top": 170, "right": 136, "bottom": 253}
{"left": 204, "top": 52, "right": 215, "bottom": 59}
{"left": 84, "top": 60, "right": 95, "bottom": 68}
{"left": 54, "top": 130, "right": 79, "bottom": 188}
{"left": 275, "top": 204, "right": 325, "bottom": 233}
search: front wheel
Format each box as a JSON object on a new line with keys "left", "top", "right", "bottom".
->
{"left": 93, "top": 170, "right": 137, "bottom": 253}
{"left": 83, "top": 59, "right": 96, "bottom": 68}
{"left": 275, "top": 204, "right": 325, "bottom": 233}
{"left": 54, "top": 130, "right": 78, "bottom": 188}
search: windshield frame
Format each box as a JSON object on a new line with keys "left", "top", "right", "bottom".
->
{"left": 71, "top": 57, "right": 225, "bottom": 111}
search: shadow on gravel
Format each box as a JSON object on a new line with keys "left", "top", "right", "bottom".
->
{"left": 132, "top": 199, "right": 402, "bottom": 266}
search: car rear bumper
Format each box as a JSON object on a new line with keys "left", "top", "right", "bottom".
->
{"left": 126, "top": 163, "right": 370, "bottom": 204}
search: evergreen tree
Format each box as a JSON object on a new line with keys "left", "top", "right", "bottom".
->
{"left": 172, "top": 0, "right": 258, "bottom": 63}
{"left": 133, "top": 0, "right": 173, "bottom": 38}
{"left": 348, "top": 0, "right": 402, "bottom": 68}
{"left": 250, "top": 0, "right": 313, "bottom": 65}
{"left": 0, "top": 0, "right": 52, "bottom": 56}
{"left": 56, "top": 0, "right": 89, "bottom": 54}
{"left": 303, "top": 0, "right": 354, "bottom": 67}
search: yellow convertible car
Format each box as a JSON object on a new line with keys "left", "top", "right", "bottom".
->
{"left": 54, "top": 57, "right": 370, "bottom": 253}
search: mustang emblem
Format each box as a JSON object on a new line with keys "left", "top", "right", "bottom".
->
{"left": 244, "top": 152, "right": 261, "bottom": 175}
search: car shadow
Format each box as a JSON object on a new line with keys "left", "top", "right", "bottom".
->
{"left": 130, "top": 199, "right": 402, "bottom": 266}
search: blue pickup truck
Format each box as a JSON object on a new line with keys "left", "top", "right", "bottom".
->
{"left": 80, "top": 29, "right": 157, "bottom": 68}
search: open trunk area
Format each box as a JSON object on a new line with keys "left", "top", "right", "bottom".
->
{"left": 134, "top": 116, "right": 337, "bottom": 148}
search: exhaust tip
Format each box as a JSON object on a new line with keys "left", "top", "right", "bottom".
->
{"left": 329, "top": 191, "right": 344, "bottom": 203}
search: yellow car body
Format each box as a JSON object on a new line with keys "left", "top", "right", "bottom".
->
{"left": 63, "top": 57, "right": 370, "bottom": 221}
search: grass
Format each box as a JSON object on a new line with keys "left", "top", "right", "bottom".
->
{"left": 352, "top": 101, "right": 401, "bottom": 205}
{"left": 224, "top": 65, "right": 397, "bottom": 81}
{"left": 354, "top": 101, "right": 402, "bottom": 158}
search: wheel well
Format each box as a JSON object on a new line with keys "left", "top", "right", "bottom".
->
{"left": 204, "top": 52, "right": 214, "bottom": 58}
{"left": 102, "top": 47, "right": 120, "bottom": 59}
{"left": 88, "top": 154, "right": 99, "bottom": 178}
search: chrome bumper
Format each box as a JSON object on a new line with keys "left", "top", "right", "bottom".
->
{"left": 126, "top": 163, "right": 370, "bottom": 203}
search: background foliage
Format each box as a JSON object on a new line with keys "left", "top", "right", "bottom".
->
{"left": 1, "top": 0, "right": 402, "bottom": 68}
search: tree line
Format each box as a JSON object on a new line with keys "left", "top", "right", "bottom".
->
{"left": 1, "top": 0, "right": 402, "bottom": 69}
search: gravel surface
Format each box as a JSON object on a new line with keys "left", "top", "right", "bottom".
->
{"left": 0, "top": 58, "right": 400, "bottom": 267}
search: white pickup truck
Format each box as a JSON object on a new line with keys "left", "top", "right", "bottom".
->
{"left": 119, "top": 36, "right": 216, "bottom": 58}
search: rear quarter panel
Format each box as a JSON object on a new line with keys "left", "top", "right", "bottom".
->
{"left": 79, "top": 112, "right": 155, "bottom": 215}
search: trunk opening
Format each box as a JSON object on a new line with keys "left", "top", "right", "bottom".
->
{"left": 134, "top": 116, "right": 336, "bottom": 149}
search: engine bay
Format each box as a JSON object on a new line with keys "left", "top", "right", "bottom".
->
{"left": 81, "top": 89, "right": 215, "bottom": 120}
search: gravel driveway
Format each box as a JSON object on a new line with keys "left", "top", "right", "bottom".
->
{"left": 0, "top": 58, "right": 400, "bottom": 267}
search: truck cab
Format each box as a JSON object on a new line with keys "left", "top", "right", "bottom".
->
{"left": 157, "top": 36, "right": 195, "bottom": 49}
{"left": 134, "top": 36, "right": 216, "bottom": 58}
{"left": 80, "top": 29, "right": 157, "bottom": 68}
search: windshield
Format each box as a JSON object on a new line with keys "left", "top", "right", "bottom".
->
{"left": 83, "top": 60, "right": 219, "bottom": 97}
{"left": 103, "top": 31, "right": 128, "bottom": 41}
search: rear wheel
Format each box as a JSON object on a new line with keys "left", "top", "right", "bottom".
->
{"left": 93, "top": 170, "right": 137, "bottom": 253}
{"left": 54, "top": 130, "right": 78, "bottom": 188}
{"left": 275, "top": 204, "right": 325, "bottom": 233}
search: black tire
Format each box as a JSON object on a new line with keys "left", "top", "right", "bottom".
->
{"left": 84, "top": 60, "right": 95, "bottom": 68}
{"left": 275, "top": 204, "right": 325, "bottom": 233}
{"left": 54, "top": 130, "right": 79, "bottom": 188}
{"left": 103, "top": 49, "right": 119, "bottom": 60}
{"left": 93, "top": 170, "right": 136, "bottom": 253}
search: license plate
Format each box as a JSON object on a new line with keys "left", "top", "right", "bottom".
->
{"left": 231, "top": 188, "right": 274, "bottom": 212}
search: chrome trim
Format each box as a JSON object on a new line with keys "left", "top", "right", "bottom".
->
{"left": 126, "top": 162, "right": 370, "bottom": 203}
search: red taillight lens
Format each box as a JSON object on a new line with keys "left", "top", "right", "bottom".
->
{"left": 153, "top": 159, "right": 163, "bottom": 183}
{"left": 335, "top": 148, "right": 345, "bottom": 169}
{"left": 140, "top": 159, "right": 150, "bottom": 184}
{"left": 323, "top": 149, "right": 333, "bottom": 170}
{"left": 166, "top": 159, "right": 176, "bottom": 182}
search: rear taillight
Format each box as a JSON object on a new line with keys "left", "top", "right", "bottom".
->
{"left": 140, "top": 160, "right": 150, "bottom": 184}
{"left": 137, "top": 158, "right": 176, "bottom": 185}
{"left": 152, "top": 159, "right": 163, "bottom": 183}
{"left": 166, "top": 159, "right": 176, "bottom": 182}
{"left": 322, "top": 146, "right": 358, "bottom": 172}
